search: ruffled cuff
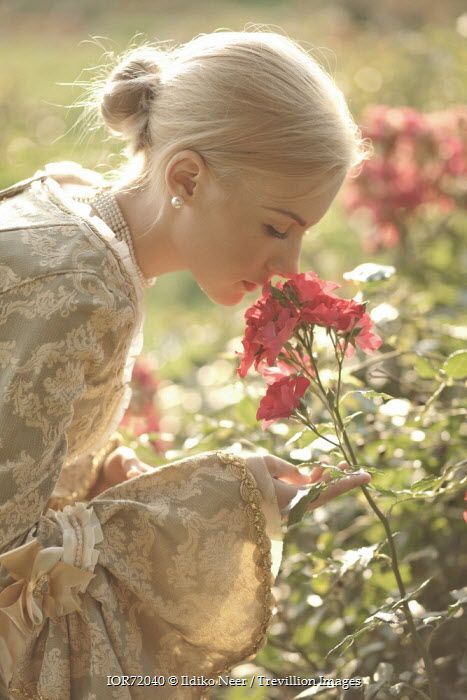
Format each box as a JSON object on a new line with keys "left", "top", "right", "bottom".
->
{"left": 52, "top": 503, "right": 104, "bottom": 585}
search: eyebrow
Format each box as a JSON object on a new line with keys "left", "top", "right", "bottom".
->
{"left": 262, "top": 207, "right": 307, "bottom": 227}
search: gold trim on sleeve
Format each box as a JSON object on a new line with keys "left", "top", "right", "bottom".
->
{"left": 212, "top": 450, "right": 276, "bottom": 676}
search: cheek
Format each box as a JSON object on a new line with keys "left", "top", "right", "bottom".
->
{"left": 232, "top": 236, "right": 261, "bottom": 269}
{"left": 231, "top": 221, "right": 262, "bottom": 253}
{"left": 207, "top": 209, "right": 265, "bottom": 267}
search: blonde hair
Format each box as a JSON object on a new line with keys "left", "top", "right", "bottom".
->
{"left": 79, "top": 30, "right": 370, "bottom": 204}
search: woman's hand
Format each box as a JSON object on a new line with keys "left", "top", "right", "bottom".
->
{"left": 262, "top": 455, "right": 371, "bottom": 515}
{"left": 88, "top": 448, "right": 371, "bottom": 513}
{"left": 88, "top": 446, "right": 153, "bottom": 498}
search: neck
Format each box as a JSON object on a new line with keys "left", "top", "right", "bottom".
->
{"left": 114, "top": 187, "right": 184, "bottom": 279}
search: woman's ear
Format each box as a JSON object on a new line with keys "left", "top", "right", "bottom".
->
{"left": 165, "top": 149, "right": 205, "bottom": 199}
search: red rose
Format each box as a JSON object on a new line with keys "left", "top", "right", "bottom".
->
{"left": 353, "top": 313, "right": 384, "bottom": 353}
{"left": 256, "top": 374, "right": 310, "bottom": 429}
{"left": 236, "top": 291, "right": 299, "bottom": 377}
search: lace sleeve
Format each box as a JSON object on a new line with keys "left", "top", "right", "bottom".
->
{"left": 0, "top": 270, "right": 129, "bottom": 555}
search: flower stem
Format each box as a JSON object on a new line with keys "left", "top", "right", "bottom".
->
{"left": 281, "top": 349, "right": 316, "bottom": 384}
{"left": 332, "top": 406, "right": 439, "bottom": 699}
{"left": 294, "top": 412, "right": 340, "bottom": 449}
{"left": 306, "top": 329, "right": 438, "bottom": 697}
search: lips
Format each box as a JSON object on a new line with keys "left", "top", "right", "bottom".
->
{"left": 243, "top": 281, "right": 259, "bottom": 291}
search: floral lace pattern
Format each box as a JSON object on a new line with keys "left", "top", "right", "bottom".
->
{"left": 0, "top": 165, "right": 284, "bottom": 699}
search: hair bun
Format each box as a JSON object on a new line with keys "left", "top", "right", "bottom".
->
{"left": 100, "top": 47, "right": 161, "bottom": 151}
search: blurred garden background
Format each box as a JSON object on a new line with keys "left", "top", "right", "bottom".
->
{"left": 1, "top": 1, "right": 466, "bottom": 698}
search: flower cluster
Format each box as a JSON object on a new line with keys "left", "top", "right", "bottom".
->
{"left": 237, "top": 272, "right": 382, "bottom": 428}
{"left": 343, "top": 105, "right": 467, "bottom": 251}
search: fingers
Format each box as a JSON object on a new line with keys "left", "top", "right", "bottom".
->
{"left": 309, "top": 460, "right": 353, "bottom": 483}
{"left": 103, "top": 447, "right": 150, "bottom": 484}
{"left": 264, "top": 455, "right": 353, "bottom": 487}
{"left": 263, "top": 454, "right": 318, "bottom": 486}
{"left": 307, "top": 470, "right": 371, "bottom": 513}
{"left": 125, "top": 465, "right": 142, "bottom": 479}
{"left": 125, "top": 463, "right": 153, "bottom": 480}
{"left": 251, "top": 453, "right": 371, "bottom": 516}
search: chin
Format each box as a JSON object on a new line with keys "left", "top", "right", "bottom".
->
{"left": 201, "top": 284, "right": 244, "bottom": 307}
{"left": 212, "top": 293, "right": 244, "bottom": 307}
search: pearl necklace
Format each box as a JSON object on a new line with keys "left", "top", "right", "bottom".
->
{"left": 74, "top": 188, "right": 156, "bottom": 289}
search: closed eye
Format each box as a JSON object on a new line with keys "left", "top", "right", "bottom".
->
{"left": 265, "top": 225, "right": 288, "bottom": 240}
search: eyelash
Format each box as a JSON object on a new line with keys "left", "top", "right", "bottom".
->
{"left": 265, "top": 225, "right": 288, "bottom": 240}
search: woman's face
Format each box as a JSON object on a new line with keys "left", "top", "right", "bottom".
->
{"left": 172, "top": 166, "right": 345, "bottom": 306}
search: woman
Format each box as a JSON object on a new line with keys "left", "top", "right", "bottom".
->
{"left": 0, "top": 30, "right": 371, "bottom": 698}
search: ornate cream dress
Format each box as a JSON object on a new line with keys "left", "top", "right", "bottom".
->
{"left": 0, "top": 162, "right": 284, "bottom": 699}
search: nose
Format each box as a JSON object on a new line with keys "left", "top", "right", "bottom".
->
{"left": 268, "top": 241, "right": 301, "bottom": 279}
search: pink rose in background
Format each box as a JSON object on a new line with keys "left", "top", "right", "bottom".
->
{"left": 119, "top": 356, "right": 171, "bottom": 453}
{"left": 343, "top": 105, "right": 467, "bottom": 251}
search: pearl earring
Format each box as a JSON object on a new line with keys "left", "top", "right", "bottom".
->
{"left": 171, "top": 195, "right": 184, "bottom": 209}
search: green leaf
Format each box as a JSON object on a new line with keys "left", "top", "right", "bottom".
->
{"left": 341, "top": 389, "right": 393, "bottom": 405}
{"left": 365, "top": 485, "right": 401, "bottom": 498}
{"left": 389, "top": 577, "right": 435, "bottom": 608}
{"left": 335, "top": 544, "right": 381, "bottom": 574}
{"left": 285, "top": 429, "right": 306, "bottom": 446}
{"left": 287, "top": 429, "right": 323, "bottom": 448}
{"left": 287, "top": 482, "right": 326, "bottom": 527}
{"left": 365, "top": 481, "right": 443, "bottom": 500}
{"left": 343, "top": 411, "right": 364, "bottom": 425}
{"left": 410, "top": 474, "right": 446, "bottom": 493}
{"left": 414, "top": 354, "right": 438, "bottom": 379}
{"left": 443, "top": 349, "right": 467, "bottom": 379}
{"left": 325, "top": 620, "right": 378, "bottom": 658}
{"left": 269, "top": 285, "right": 289, "bottom": 306}
{"left": 365, "top": 610, "right": 400, "bottom": 625}
{"left": 312, "top": 422, "right": 336, "bottom": 433}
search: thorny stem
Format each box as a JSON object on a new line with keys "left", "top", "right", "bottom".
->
{"left": 423, "top": 381, "right": 448, "bottom": 414}
{"left": 297, "top": 329, "right": 342, "bottom": 438}
{"left": 331, "top": 391, "right": 439, "bottom": 699}
{"left": 281, "top": 348, "right": 317, "bottom": 384}
{"left": 291, "top": 327, "right": 438, "bottom": 698}
{"left": 329, "top": 330, "right": 346, "bottom": 403}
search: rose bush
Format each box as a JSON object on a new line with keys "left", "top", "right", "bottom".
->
{"left": 343, "top": 105, "right": 467, "bottom": 253}
{"left": 236, "top": 270, "right": 444, "bottom": 695}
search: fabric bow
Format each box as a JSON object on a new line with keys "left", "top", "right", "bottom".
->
{"left": 0, "top": 538, "right": 94, "bottom": 686}
{"left": 0, "top": 538, "right": 94, "bottom": 633}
